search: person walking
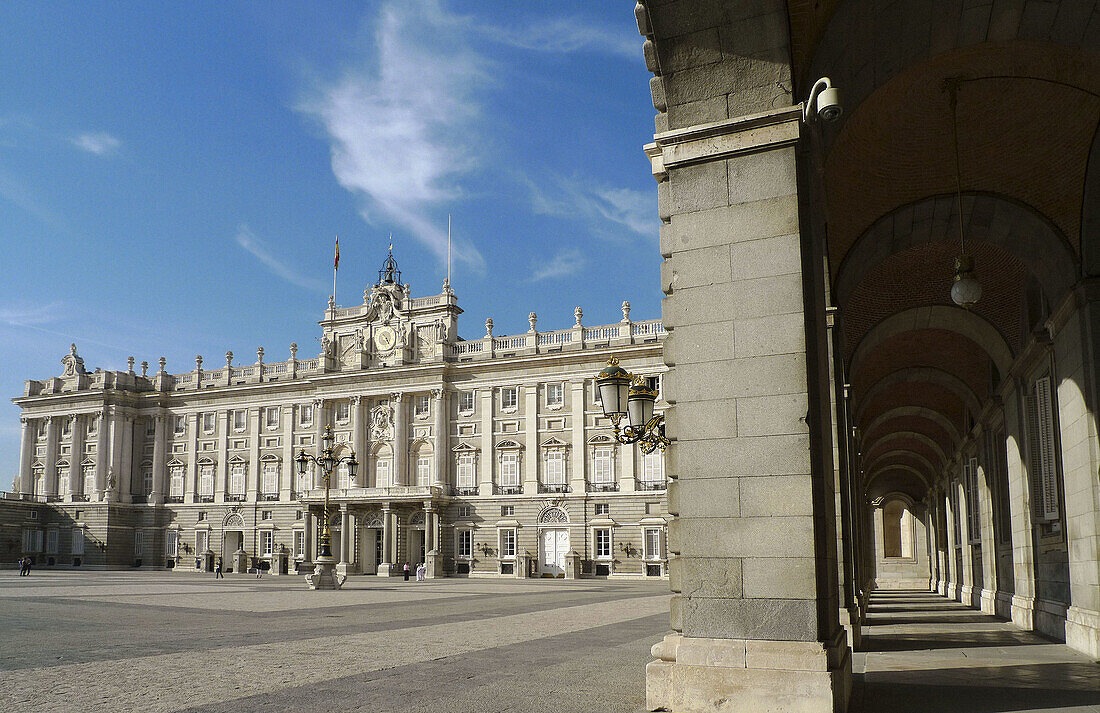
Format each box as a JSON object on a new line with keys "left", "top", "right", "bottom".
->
{"left": 18, "top": 557, "right": 26, "bottom": 576}
{"left": 403, "top": 561, "right": 410, "bottom": 581}
{"left": 215, "top": 558, "right": 223, "bottom": 579}
{"left": 22, "top": 557, "right": 31, "bottom": 576}
{"left": 416, "top": 562, "right": 426, "bottom": 581}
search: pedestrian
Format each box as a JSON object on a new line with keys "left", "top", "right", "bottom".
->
{"left": 17, "top": 557, "right": 25, "bottom": 576}
{"left": 416, "top": 562, "right": 426, "bottom": 581}
{"left": 403, "top": 561, "right": 410, "bottom": 581}
{"left": 255, "top": 560, "right": 263, "bottom": 579}
{"left": 23, "top": 557, "right": 31, "bottom": 576}
{"left": 215, "top": 558, "right": 223, "bottom": 579}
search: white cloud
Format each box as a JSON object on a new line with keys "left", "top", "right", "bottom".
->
{"left": 235, "top": 223, "right": 327, "bottom": 291}
{"left": 530, "top": 248, "right": 585, "bottom": 282}
{"left": 526, "top": 175, "right": 656, "bottom": 241}
{"left": 71, "top": 132, "right": 120, "bottom": 156}
{"left": 299, "top": 1, "right": 486, "bottom": 271}
{"left": 0, "top": 302, "right": 65, "bottom": 327}
{"left": 485, "top": 16, "right": 639, "bottom": 59}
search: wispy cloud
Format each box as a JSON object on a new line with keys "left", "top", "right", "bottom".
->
{"left": 299, "top": 1, "right": 486, "bottom": 271}
{"left": 485, "top": 16, "right": 639, "bottom": 59}
{"left": 0, "top": 170, "right": 70, "bottom": 232}
{"left": 0, "top": 302, "right": 65, "bottom": 327}
{"left": 526, "top": 175, "right": 656, "bottom": 241}
{"left": 235, "top": 223, "right": 327, "bottom": 291}
{"left": 71, "top": 131, "right": 121, "bottom": 156}
{"left": 530, "top": 248, "right": 585, "bottom": 282}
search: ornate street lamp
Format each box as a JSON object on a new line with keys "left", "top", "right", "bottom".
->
{"left": 296, "top": 425, "right": 357, "bottom": 589}
{"left": 595, "top": 357, "right": 669, "bottom": 454}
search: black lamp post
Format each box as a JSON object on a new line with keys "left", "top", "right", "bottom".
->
{"left": 296, "top": 425, "right": 358, "bottom": 560}
{"left": 594, "top": 357, "right": 669, "bottom": 453}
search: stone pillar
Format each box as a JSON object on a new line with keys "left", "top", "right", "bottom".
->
{"left": 151, "top": 414, "right": 167, "bottom": 504}
{"left": 105, "top": 407, "right": 125, "bottom": 502}
{"left": 379, "top": 503, "right": 394, "bottom": 575}
{"left": 1004, "top": 381, "right": 1037, "bottom": 628}
{"left": 432, "top": 388, "right": 448, "bottom": 488}
{"left": 977, "top": 452, "right": 999, "bottom": 614}
{"left": 336, "top": 505, "right": 351, "bottom": 577}
{"left": 95, "top": 410, "right": 109, "bottom": 500}
{"left": 944, "top": 485, "right": 960, "bottom": 599}
{"left": 42, "top": 416, "right": 59, "bottom": 498}
{"left": 303, "top": 509, "right": 315, "bottom": 565}
{"left": 282, "top": 405, "right": 295, "bottom": 500}
{"left": 640, "top": 4, "right": 849, "bottom": 707}
{"left": 216, "top": 410, "right": 230, "bottom": 503}
{"left": 351, "top": 396, "right": 365, "bottom": 486}
{"left": 248, "top": 407, "right": 261, "bottom": 500}
{"left": 524, "top": 386, "right": 538, "bottom": 494}
{"left": 571, "top": 383, "right": 586, "bottom": 495}
{"left": 17, "top": 417, "right": 35, "bottom": 494}
{"left": 68, "top": 415, "right": 84, "bottom": 501}
{"left": 392, "top": 393, "right": 407, "bottom": 486}
{"left": 479, "top": 390, "right": 494, "bottom": 496}
{"left": 957, "top": 475, "right": 976, "bottom": 604}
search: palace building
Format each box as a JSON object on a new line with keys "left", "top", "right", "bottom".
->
{"left": 5, "top": 251, "right": 668, "bottom": 580}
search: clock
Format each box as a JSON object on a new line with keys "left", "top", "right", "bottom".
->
{"left": 374, "top": 326, "right": 396, "bottom": 352}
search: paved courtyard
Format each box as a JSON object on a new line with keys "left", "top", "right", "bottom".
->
{"left": 0, "top": 571, "right": 670, "bottom": 713}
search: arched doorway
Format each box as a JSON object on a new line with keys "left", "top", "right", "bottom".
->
{"left": 536, "top": 506, "right": 569, "bottom": 577}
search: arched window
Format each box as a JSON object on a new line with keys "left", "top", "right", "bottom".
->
{"left": 882, "top": 499, "right": 913, "bottom": 559}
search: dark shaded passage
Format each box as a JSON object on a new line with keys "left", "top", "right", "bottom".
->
{"left": 850, "top": 590, "right": 1100, "bottom": 712}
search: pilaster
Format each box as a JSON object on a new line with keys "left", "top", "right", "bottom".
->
{"left": 248, "top": 407, "right": 261, "bottom": 500}
{"left": 393, "top": 393, "right": 407, "bottom": 486}
{"left": 43, "top": 416, "right": 59, "bottom": 498}
{"left": 432, "top": 388, "right": 448, "bottom": 488}
{"left": 18, "top": 416, "right": 34, "bottom": 494}
{"left": 351, "top": 396, "right": 365, "bottom": 486}
{"left": 67, "top": 415, "right": 84, "bottom": 501}
{"left": 524, "top": 385, "right": 538, "bottom": 494}
{"left": 571, "top": 382, "right": 587, "bottom": 495}
{"left": 151, "top": 413, "right": 167, "bottom": 504}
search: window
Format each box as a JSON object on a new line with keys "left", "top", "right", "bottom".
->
{"left": 71, "top": 528, "right": 85, "bottom": 555}
{"left": 46, "top": 529, "right": 58, "bottom": 554}
{"left": 501, "top": 387, "right": 518, "bottom": 410}
{"left": 199, "top": 465, "right": 215, "bottom": 497}
{"left": 174, "top": 416, "right": 186, "bottom": 435}
{"left": 457, "top": 453, "right": 476, "bottom": 489}
{"left": 165, "top": 530, "right": 178, "bottom": 558}
{"left": 233, "top": 410, "right": 247, "bottom": 432}
{"left": 196, "top": 529, "right": 209, "bottom": 553}
{"left": 457, "top": 529, "right": 472, "bottom": 558}
{"left": 142, "top": 468, "right": 153, "bottom": 496}
{"left": 965, "top": 458, "right": 980, "bottom": 543}
{"left": 336, "top": 462, "right": 350, "bottom": 489}
{"left": 293, "top": 531, "right": 304, "bottom": 558}
{"left": 260, "top": 531, "right": 273, "bottom": 556}
{"left": 297, "top": 468, "right": 311, "bottom": 493}
{"left": 134, "top": 531, "right": 144, "bottom": 557}
{"left": 499, "top": 529, "right": 516, "bottom": 558}
{"left": 265, "top": 407, "right": 280, "bottom": 429}
{"left": 262, "top": 462, "right": 279, "bottom": 495}
{"left": 376, "top": 459, "right": 391, "bottom": 488}
{"left": 642, "top": 452, "right": 664, "bottom": 484}
{"left": 37, "top": 421, "right": 47, "bottom": 438}
{"left": 61, "top": 418, "right": 72, "bottom": 437}
{"left": 459, "top": 390, "right": 475, "bottom": 413}
{"left": 261, "top": 510, "right": 272, "bottom": 520}
{"left": 595, "top": 528, "right": 611, "bottom": 559}
{"left": 644, "top": 528, "right": 663, "bottom": 560}
{"left": 458, "top": 505, "right": 471, "bottom": 518}
{"left": 203, "top": 412, "right": 215, "bottom": 433}
{"left": 545, "top": 450, "right": 566, "bottom": 485}
{"left": 595, "top": 503, "right": 610, "bottom": 516}
{"left": 1027, "top": 376, "right": 1061, "bottom": 521}
{"left": 593, "top": 447, "right": 614, "bottom": 483}
{"left": 335, "top": 402, "right": 350, "bottom": 424}
{"left": 33, "top": 468, "right": 45, "bottom": 496}
{"left": 882, "top": 499, "right": 913, "bottom": 558}
{"left": 23, "top": 529, "right": 43, "bottom": 552}
{"left": 300, "top": 404, "right": 314, "bottom": 426}
{"left": 416, "top": 456, "right": 431, "bottom": 486}
{"left": 546, "top": 383, "right": 563, "bottom": 407}
{"left": 169, "top": 466, "right": 184, "bottom": 497}
{"left": 500, "top": 452, "right": 519, "bottom": 487}
{"left": 415, "top": 395, "right": 430, "bottom": 417}
{"left": 57, "top": 467, "right": 69, "bottom": 497}
{"left": 229, "top": 462, "right": 246, "bottom": 496}
{"left": 82, "top": 465, "right": 96, "bottom": 496}
{"left": 501, "top": 505, "right": 514, "bottom": 516}
{"left": 593, "top": 381, "right": 602, "bottom": 406}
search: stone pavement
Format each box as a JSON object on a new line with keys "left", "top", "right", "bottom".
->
{"left": 851, "top": 590, "right": 1100, "bottom": 713}
{"left": 0, "top": 571, "right": 670, "bottom": 713}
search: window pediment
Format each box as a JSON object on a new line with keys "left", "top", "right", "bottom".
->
{"left": 496, "top": 439, "right": 523, "bottom": 450}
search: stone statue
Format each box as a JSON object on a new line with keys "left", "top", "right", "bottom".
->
{"left": 61, "top": 343, "right": 86, "bottom": 377}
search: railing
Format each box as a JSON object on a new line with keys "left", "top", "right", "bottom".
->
{"left": 260, "top": 493, "right": 280, "bottom": 501}
{"left": 408, "top": 295, "right": 440, "bottom": 309}
{"left": 632, "top": 321, "right": 666, "bottom": 338}
{"left": 301, "top": 358, "right": 319, "bottom": 370}
{"left": 583, "top": 325, "right": 620, "bottom": 341}
{"left": 587, "top": 481, "right": 619, "bottom": 493}
{"left": 635, "top": 479, "right": 667, "bottom": 491}
{"left": 537, "top": 483, "right": 570, "bottom": 494}
{"left": 452, "top": 487, "right": 478, "bottom": 497}
{"left": 226, "top": 494, "right": 246, "bottom": 502}
{"left": 131, "top": 495, "right": 147, "bottom": 504}
{"left": 450, "top": 340, "right": 485, "bottom": 355}
{"left": 537, "top": 330, "right": 573, "bottom": 346}
{"left": 165, "top": 496, "right": 184, "bottom": 503}
{"left": 198, "top": 495, "right": 215, "bottom": 503}
{"left": 493, "top": 336, "right": 527, "bottom": 350}
{"left": 493, "top": 484, "right": 523, "bottom": 495}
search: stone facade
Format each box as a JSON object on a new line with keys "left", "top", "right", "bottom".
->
{"left": 7, "top": 254, "right": 668, "bottom": 581}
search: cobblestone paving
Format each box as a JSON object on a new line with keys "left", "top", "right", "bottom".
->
{"left": 0, "top": 572, "right": 670, "bottom": 713}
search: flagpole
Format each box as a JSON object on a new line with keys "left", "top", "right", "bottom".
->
{"left": 447, "top": 214, "right": 452, "bottom": 290}
{"left": 332, "top": 235, "right": 339, "bottom": 309}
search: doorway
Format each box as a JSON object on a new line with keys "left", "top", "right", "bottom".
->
{"left": 361, "top": 528, "right": 381, "bottom": 574}
{"left": 539, "top": 528, "right": 569, "bottom": 577}
{"left": 407, "top": 528, "right": 425, "bottom": 566}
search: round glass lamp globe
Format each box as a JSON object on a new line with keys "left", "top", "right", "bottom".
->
{"left": 951, "top": 276, "right": 982, "bottom": 308}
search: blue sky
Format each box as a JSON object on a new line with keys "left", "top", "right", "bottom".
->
{"left": 0, "top": 2, "right": 660, "bottom": 483}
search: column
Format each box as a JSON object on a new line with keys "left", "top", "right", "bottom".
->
{"left": 641, "top": 7, "right": 849, "bottom": 707}
{"left": 105, "top": 407, "right": 125, "bottom": 502}
{"left": 392, "top": 393, "right": 407, "bottom": 486}
{"left": 351, "top": 396, "right": 365, "bottom": 486}
{"left": 380, "top": 503, "right": 393, "bottom": 574}
{"left": 304, "top": 509, "right": 315, "bottom": 564}
{"left": 95, "top": 409, "right": 109, "bottom": 500}
{"left": 432, "top": 388, "right": 447, "bottom": 488}
{"left": 423, "top": 501, "right": 435, "bottom": 552}
{"left": 43, "top": 416, "right": 59, "bottom": 498}
{"left": 523, "top": 385, "right": 537, "bottom": 494}
{"left": 248, "top": 407, "right": 260, "bottom": 500}
{"left": 151, "top": 413, "right": 167, "bottom": 504}
{"left": 17, "top": 417, "right": 34, "bottom": 494}
{"left": 314, "top": 397, "right": 327, "bottom": 463}
{"left": 570, "top": 383, "right": 586, "bottom": 495}
{"left": 216, "top": 410, "right": 230, "bottom": 503}
{"left": 119, "top": 411, "right": 134, "bottom": 503}
{"left": 1004, "top": 385, "right": 1037, "bottom": 629}
{"left": 479, "top": 389, "right": 494, "bottom": 495}
{"left": 944, "top": 486, "right": 959, "bottom": 599}
{"left": 977, "top": 452, "right": 998, "bottom": 614}
{"left": 282, "top": 404, "right": 296, "bottom": 500}
{"left": 68, "top": 415, "right": 84, "bottom": 502}
{"left": 186, "top": 413, "right": 199, "bottom": 500}
{"left": 957, "top": 475, "right": 975, "bottom": 604}
{"left": 337, "top": 505, "right": 350, "bottom": 576}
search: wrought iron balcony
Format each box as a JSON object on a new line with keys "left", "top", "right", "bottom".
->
{"left": 493, "top": 484, "right": 523, "bottom": 495}
{"left": 587, "top": 481, "right": 619, "bottom": 493}
{"left": 71, "top": 493, "right": 89, "bottom": 502}
{"left": 538, "top": 483, "right": 570, "bottom": 494}
{"left": 452, "top": 487, "right": 479, "bottom": 497}
{"left": 165, "top": 496, "right": 184, "bottom": 503}
{"left": 226, "top": 493, "right": 246, "bottom": 502}
{"left": 635, "top": 479, "right": 667, "bottom": 491}
{"left": 260, "top": 493, "right": 280, "bottom": 501}
{"left": 131, "top": 495, "right": 147, "bottom": 504}
{"left": 197, "top": 495, "right": 215, "bottom": 503}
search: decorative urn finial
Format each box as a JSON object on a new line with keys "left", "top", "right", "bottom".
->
{"left": 528, "top": 312, "right": 537, "bottom": 333}
{"left": 574, "top": 306, "right": 583, "bottom": 327}
{"left": 485, "top": 318, "right": 494, "bottom": 338}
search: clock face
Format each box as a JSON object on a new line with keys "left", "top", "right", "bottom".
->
{"left": 374, "top": 326, "right": 396, "bottom": 352}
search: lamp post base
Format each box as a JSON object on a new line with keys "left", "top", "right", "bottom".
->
{"left": 305, "top": 556, "right": 346, "bottom": 590}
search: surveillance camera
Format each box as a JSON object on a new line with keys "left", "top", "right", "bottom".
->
{"left": 816, "top": 86, "right": 842, "bottom": 122}
{"left": 803, "top": 77, "right": 842, "bottom": 124}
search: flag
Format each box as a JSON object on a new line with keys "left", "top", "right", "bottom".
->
{"left": 334, "top": 237, "right": 340, "bottom": 270}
